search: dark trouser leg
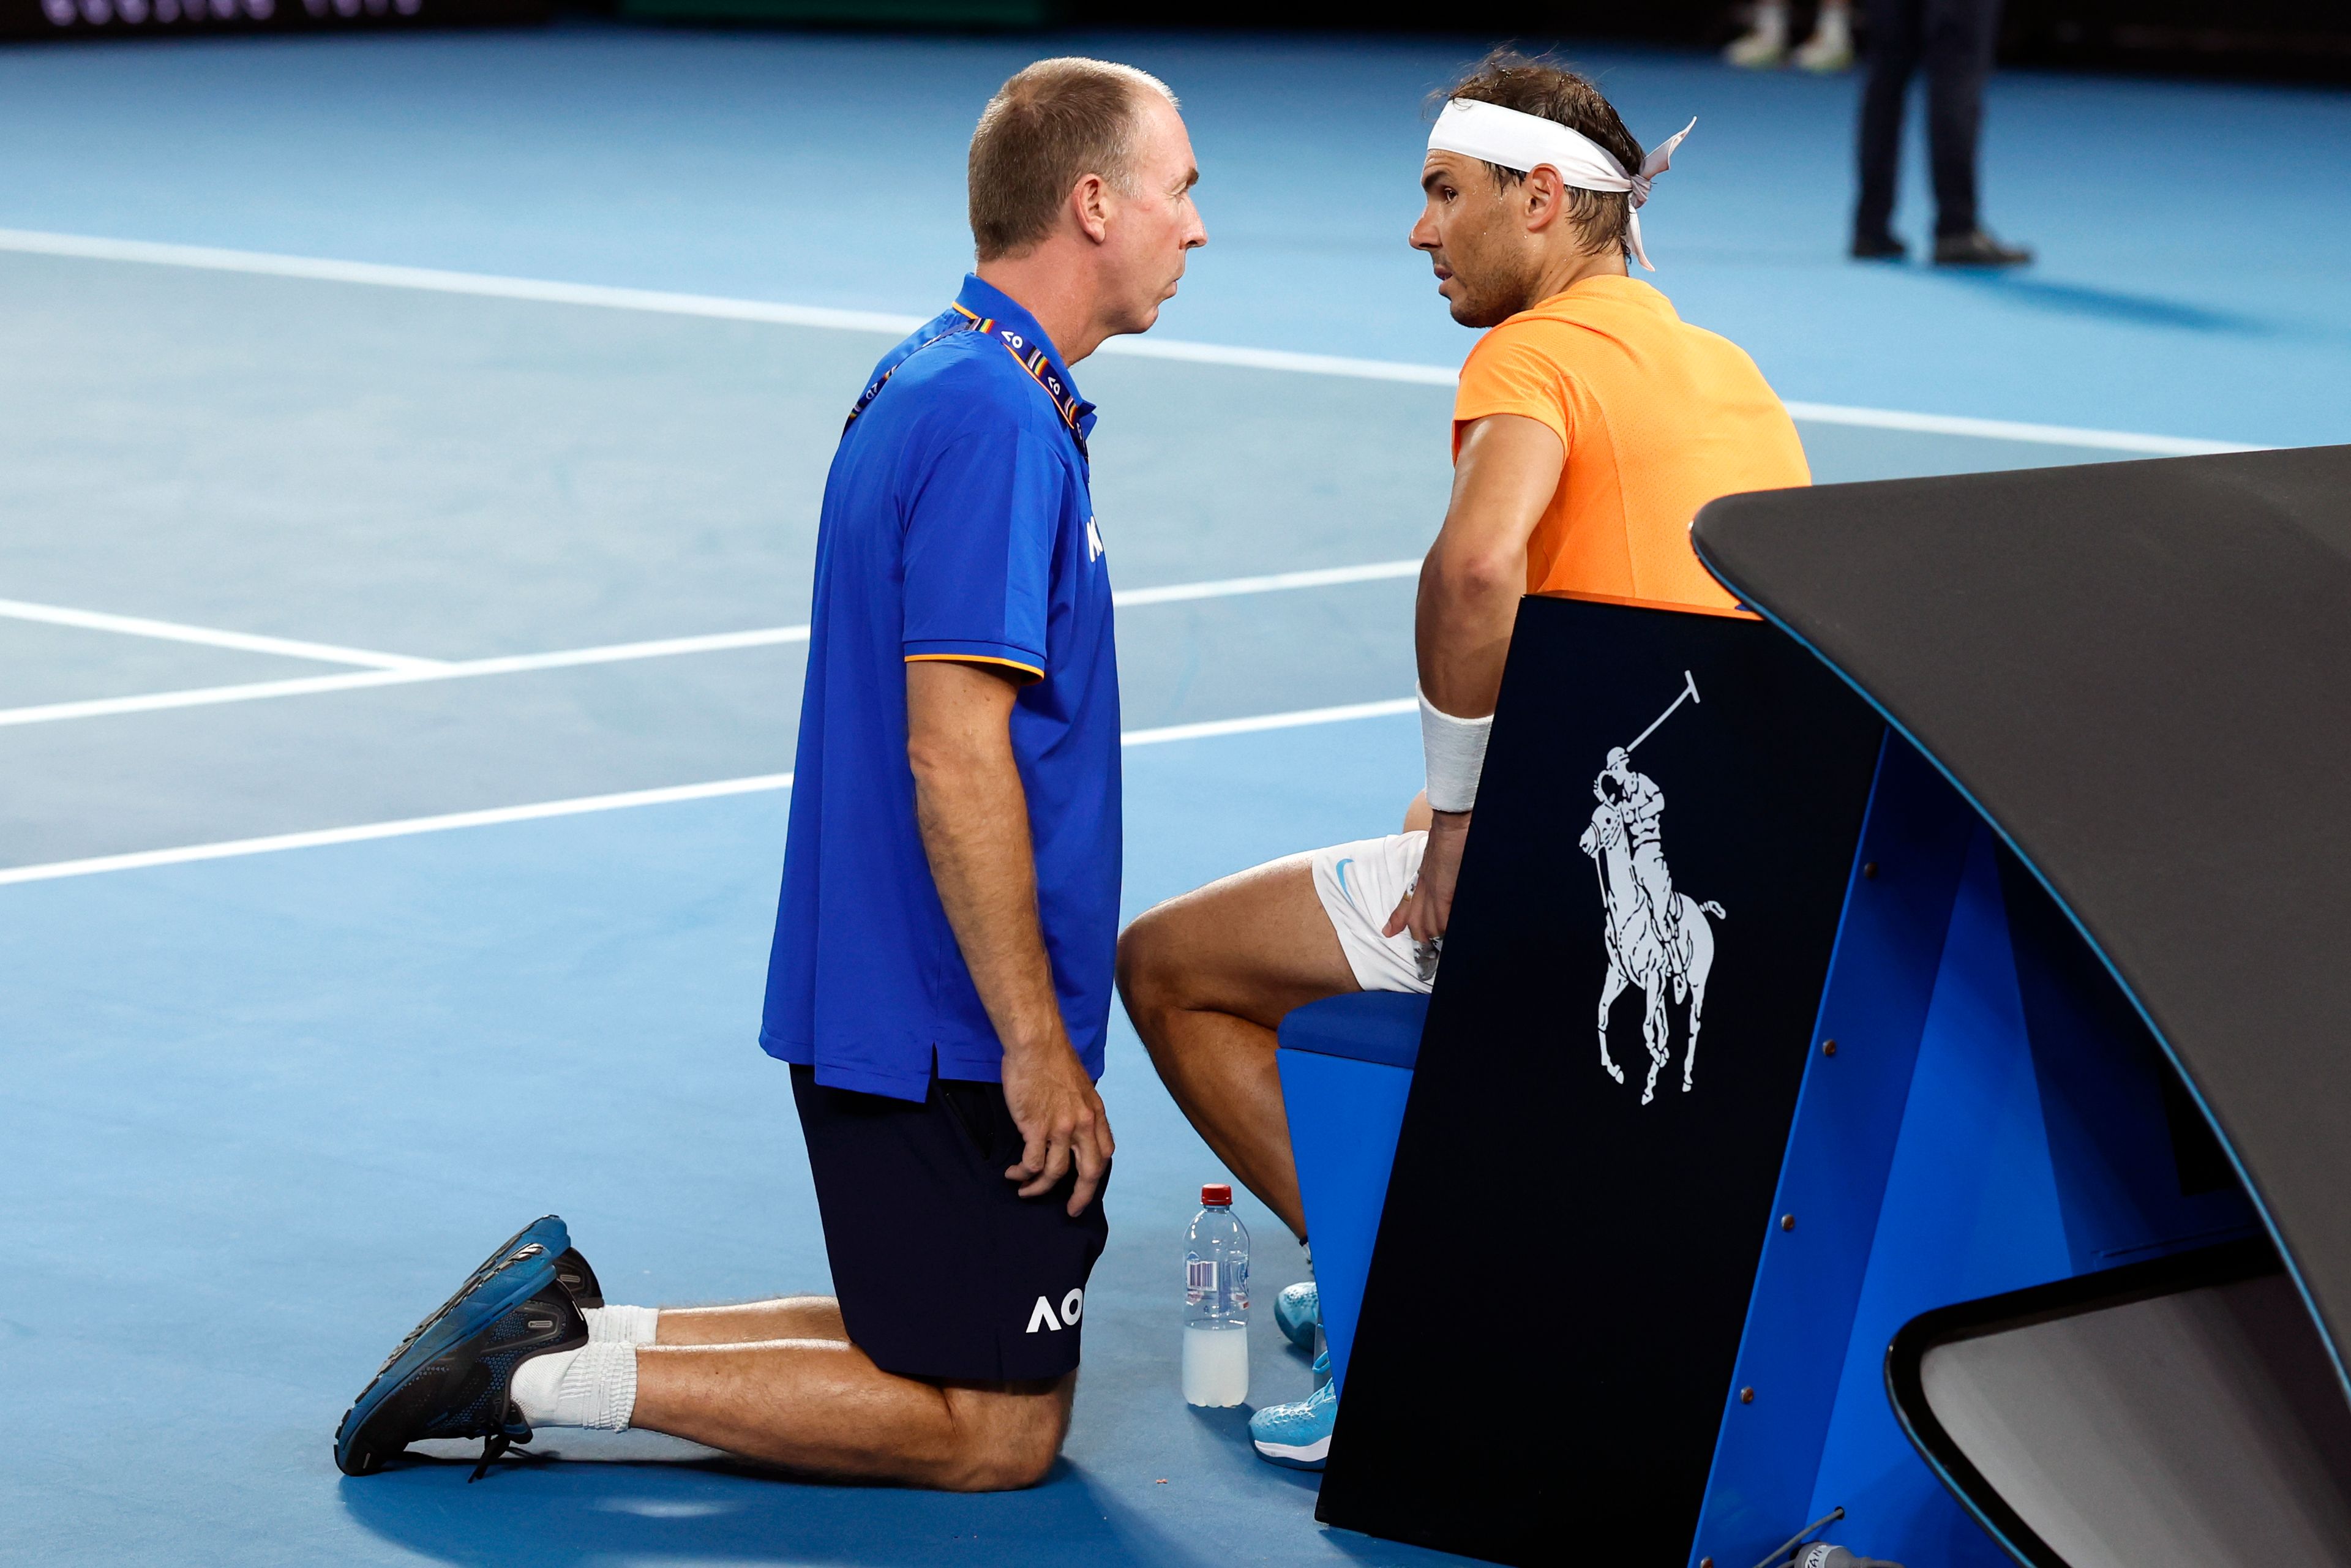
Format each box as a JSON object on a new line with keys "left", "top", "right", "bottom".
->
{"left": 1856, "top": 0, "right": 1924, "bottom": 241}
{"left": 1924, "top": 0, "right": 2000, "bottom": 236}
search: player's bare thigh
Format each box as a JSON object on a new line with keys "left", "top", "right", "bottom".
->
{"left": 1117, "top": 853, "right": 1356, "bottom": 1030}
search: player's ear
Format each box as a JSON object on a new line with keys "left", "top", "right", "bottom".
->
{"left": 1523, "top": 166, "right": 1566, "bottom": 231}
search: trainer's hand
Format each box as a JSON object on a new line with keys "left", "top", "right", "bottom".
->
{"left": 1000, "top": 1036, "right": 1115, "bottom": 1217}
{"left": 1384, "top": 809, "right": 1471, "bottom": 944}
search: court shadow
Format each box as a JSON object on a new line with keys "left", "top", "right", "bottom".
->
{"left": 1929, "top": 270, "right": 2276, "bottom": 336}
{"left": 340, "top": 1447, "right": 1198, "bottom": 1568}
{"left": 1183, "top": 1401, "right": 1256, "bottom": 1444}
{"left": 1185, "top": 1403, "right": 1323, "bottom": 1495}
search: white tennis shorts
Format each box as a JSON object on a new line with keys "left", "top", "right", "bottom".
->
{"left": 1310, "top": 831, "right": 1441, "bottom": 995}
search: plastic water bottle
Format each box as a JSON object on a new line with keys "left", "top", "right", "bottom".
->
{"left": 1182, "top": 1183, "right": 1250, "bottom": 1406}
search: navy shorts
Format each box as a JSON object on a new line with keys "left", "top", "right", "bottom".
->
{"left": 791, "top": 1066, "right": 1109, "bottom": 1382}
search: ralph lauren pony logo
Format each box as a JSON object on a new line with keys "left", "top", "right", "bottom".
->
{"left": 1578, "top": 671, "right": 1727, "bottom": 1105}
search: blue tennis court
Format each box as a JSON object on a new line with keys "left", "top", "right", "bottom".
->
{"left": 1, "top": 23, "right": 2344, "bottom": 1566}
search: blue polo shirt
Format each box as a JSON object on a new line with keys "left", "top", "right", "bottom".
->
{"left": 760, "top": 276, "right": 1121, "bottom": 1102}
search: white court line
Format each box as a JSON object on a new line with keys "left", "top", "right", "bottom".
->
{"left": 0, "top": 561, "right": 1423, "bottom": 730}
{"left": 1120, "top": 696, "right": 1417, "bottom": 746}
{"left": 0, "top": 625, "right": 818, "bottom": 728}
{"left": 0, "top": 693, "right": 1420, "bottom": 886}
{"left": 0, "top": 228, "right": 929, "bottom": 337}
{"left": 1778, "top": 400, "right": 2257, "bottom": 457}
{"left": 0, "top": 596, "right": 441, "bottom": 670}
{"left": 1100, "top": 335, "right": 1454, "bottom": 386}
{"left": 0, "top": 228, "right": 2265, "bottom": 457}
{"left": 0, "top": 773, "right": 797, "bottom": 887}
{"left": 1111, "top": 558, "right": 1419, "bottom": 605}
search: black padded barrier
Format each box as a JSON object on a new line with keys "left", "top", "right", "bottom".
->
{"left": 1318, "top": 593, "right": 1884, "bottom": 1563}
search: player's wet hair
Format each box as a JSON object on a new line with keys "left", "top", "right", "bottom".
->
{"left": 1439, "top": 49, "right": 1646, "bottom": 260}
{"left": 969, "top": 58, "right": 1177, "bottom": 263}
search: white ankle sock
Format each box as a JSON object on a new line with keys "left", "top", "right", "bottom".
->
{"left": 585, "top": 1304, "right": 661, "bottom": 1346}
{"left": 511, "top": 1342, "right": 637, "bottom": 1431}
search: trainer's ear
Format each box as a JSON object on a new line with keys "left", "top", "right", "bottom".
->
{"left": 1071, "top": 171, "right": 1112, "bottom": 244}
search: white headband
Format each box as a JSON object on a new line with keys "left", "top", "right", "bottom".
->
{"left": 1427, "top": 98, "right": 1695, "bottom": 272}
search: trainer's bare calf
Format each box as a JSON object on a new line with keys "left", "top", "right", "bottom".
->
{"left": 631, "top": 1298, "right": 1071, "bottom": 1491}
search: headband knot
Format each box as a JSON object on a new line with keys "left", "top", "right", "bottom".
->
{"left": 1428, "top": 98, "right": 1695, "bottom": 272}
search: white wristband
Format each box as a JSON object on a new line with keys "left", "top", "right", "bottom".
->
{"left": 1419, "top": 685, "right": 1493, "bottom": 813}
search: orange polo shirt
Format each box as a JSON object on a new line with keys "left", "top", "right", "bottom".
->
{"left": 1453, "top": 275, "right": 1809, "bottom": 615}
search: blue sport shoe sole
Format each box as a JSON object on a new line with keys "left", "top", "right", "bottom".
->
{"left": 1252, "top": 1433, "right": 1331, "bottom": 1470}
{"left": 1248, "top": 1370, "right": 1336, "bottom": 1471}
{"left": 334, "top": 1217, "right": 588, "bottom": 1478}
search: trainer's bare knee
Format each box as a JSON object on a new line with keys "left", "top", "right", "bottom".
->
{"left": 931, "top": 1379, "right": 1071, "bottom": 1491}
{"left": 945, "top": 1425, "right": 1059, "bottom": 1492}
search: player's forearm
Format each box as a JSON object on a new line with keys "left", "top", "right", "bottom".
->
{"left": 1415, "top": 414, "right": 1557, "bottom": 718}
{"left": 1414, "top": 536, "right": 1525, "bottom": 718}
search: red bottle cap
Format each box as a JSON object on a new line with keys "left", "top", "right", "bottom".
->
{"left": 1201, "top": 1184, "right": 1233, "bottom": 1206}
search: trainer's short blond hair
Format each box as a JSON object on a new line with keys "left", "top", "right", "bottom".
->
{"left": 968, "top": 58, "right": 1176, "bottom": 263}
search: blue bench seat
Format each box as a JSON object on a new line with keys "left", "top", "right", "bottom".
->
{"left": 1275, "top": 990, "right": 1428, "bottom": 1397}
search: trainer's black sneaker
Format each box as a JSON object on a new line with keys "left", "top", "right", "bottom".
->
{"left": 1851, "top": 230, "right": 1907, "bottom": 261}
{"left": 422, "top": 1215, "right": 604, "bottom": 1308}
{"left": 552, "top": 1245, "right": 603, "bottom": 1309}
{"left": 1933, "top": 229, "right": 2033, "bottom": 268}
{"left": 334, "top": 1218, "right": 589, "bottom": 1479}
{"left": 366, "top": 1217, "right": 604, "bottom": 1354}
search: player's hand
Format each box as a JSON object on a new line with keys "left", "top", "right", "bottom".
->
{"left": 1000, "top": 1035, "right": 1116, "bottom": 1216}
{"left": 1384, "top": 809, "right": 1471, "bottom": 943}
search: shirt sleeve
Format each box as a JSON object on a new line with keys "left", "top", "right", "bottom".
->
{"left": 901, "top": 429, "right": 1064, "bottom": 680}
{"left": 1453, "top": 325, "right": 1573, "bottom": 459}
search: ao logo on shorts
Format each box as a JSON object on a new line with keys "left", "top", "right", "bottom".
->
{"left": 1024, "top": 1289, "right": 1084, "bottom": 1334}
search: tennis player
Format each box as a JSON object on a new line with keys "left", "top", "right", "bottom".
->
{"left": 1116, "top": 50, "right": 1809, "bottom": 1470}
{"left": 337, "top": 57, "right": 1204, "bottom": 1491}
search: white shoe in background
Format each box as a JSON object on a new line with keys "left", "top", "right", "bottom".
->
{"left": 1725, "top": 0, "right": 1790, "bottom": 67}
{"left": 1793, "top": 6, "right": 1856, "bottom": 72}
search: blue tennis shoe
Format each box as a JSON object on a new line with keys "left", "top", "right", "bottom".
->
{"left": 1249, "top": 1352, "right": 1337, "bottom": 1470}
{"left": 334, "top": 1215, "right": 591, "bottom": 1479}
{"left": 1273, "top": 1280, "right": 1319, "bottom": 1351}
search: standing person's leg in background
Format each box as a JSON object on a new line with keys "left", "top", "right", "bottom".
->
{"left": 1924, "top": 0, "right": 2033, "bottom": 264}
{"left": 1922, "top": 0, "right": 1990, "bottom": 241}
{"left": 1854, "top": 0, "right": 1924, "bottom": 258}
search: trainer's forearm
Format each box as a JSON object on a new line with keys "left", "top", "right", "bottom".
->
{"left": 907, "top": 669, "right": 1067, "bottom": 1059}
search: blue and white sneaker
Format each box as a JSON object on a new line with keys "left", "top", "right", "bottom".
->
{"left": 334, "top": 1216, "right": 590, "bottom": 1479}
{"left": 1250, "top": 1352, "right": 1337, "bottom": 1470}
{"left": 1274, "top": 1280, "right": 1319, "bottom": 1351}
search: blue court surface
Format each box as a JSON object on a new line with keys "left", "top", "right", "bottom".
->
{"left": 0, "top": 23, "right": 2345, "bottom": 1567}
